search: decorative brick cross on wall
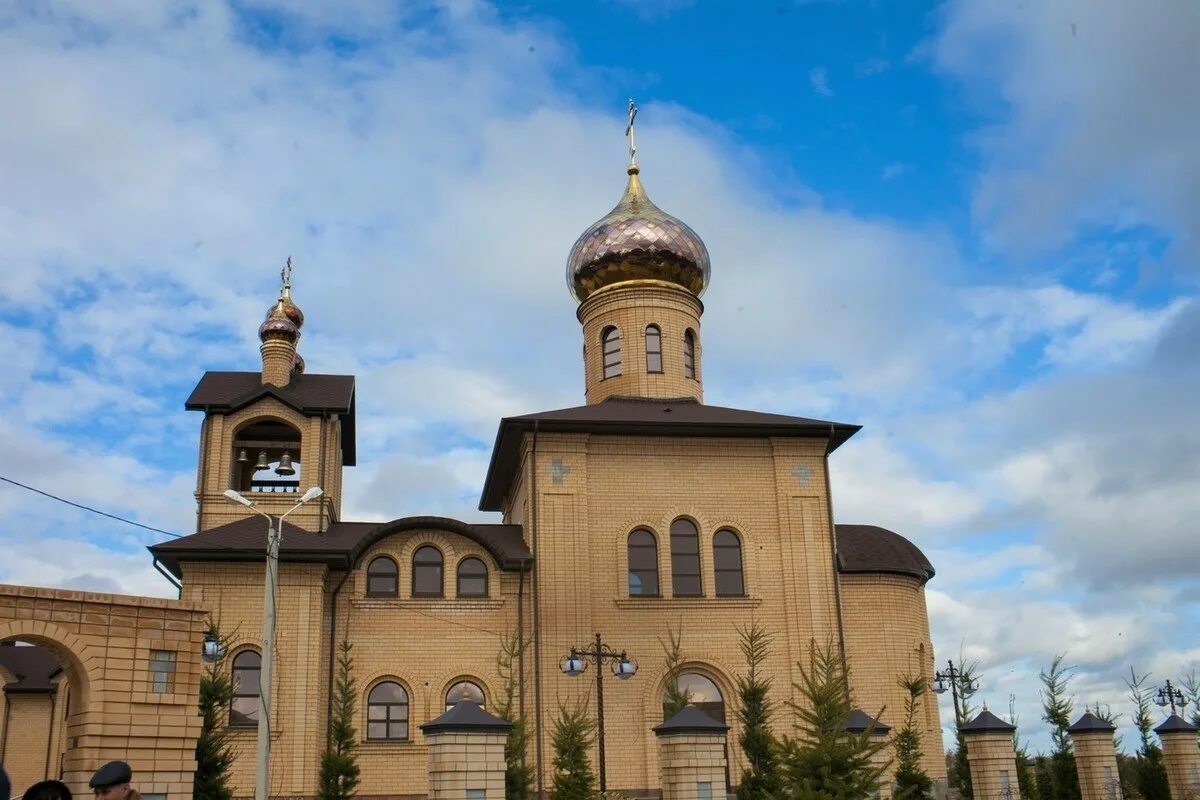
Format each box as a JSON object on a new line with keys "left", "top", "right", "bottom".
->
{"left": 792, "top": 465, "right": 813, "bottom": 486}
{"left": 549, "top": 458, "right": 571, "bottom": 484}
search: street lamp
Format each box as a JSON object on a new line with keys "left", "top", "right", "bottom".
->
{"left": 932, "top": 659, "right": 979, "bottom": 729}
{"left": 1154, "top": 679, "right": 1189, "bottom": 716}
{"left": 223, "top": 485, "right": 323, "bottom": 800}
{"left": 560, "top": 633, "right": 637, "bottom": 792}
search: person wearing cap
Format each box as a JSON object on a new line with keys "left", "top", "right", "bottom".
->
{"left": 22, "top": 780, "right": 73, "bottom": 800}
{"left": 88, "top": 762, "right": 140, "bottom": 800}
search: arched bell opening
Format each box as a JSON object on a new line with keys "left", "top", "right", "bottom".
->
{"left": 231, "top": 419, "right": 303, "bottom": 494}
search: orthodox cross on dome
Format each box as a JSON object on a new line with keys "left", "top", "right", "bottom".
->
{"left": 792, "top": 465, "right": 813, "bottom": 486}
{"left": 625, "top": 98, "right": 638, "bottom": 168}
{"left": 549, "top": 458, "right": 571, "bottom": 485}
{"left": 281, "top": 256, "right": 293, "bottom": 297}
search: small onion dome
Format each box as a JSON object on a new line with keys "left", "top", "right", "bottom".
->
{"left": 265, "top": 296, "right": 304, "bottom": 330}
{"left": 292, "top": 353, "right": 306, "bottom": 374}
{"left": 567, "top": 166, "right": 710, "bottom": 302}
{"left": 258, "top": 307, "right": 299, "bottom": 342}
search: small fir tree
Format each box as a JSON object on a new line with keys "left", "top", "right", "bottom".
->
{"left": 774, "top": 640, "right": 890, "bottom": 800}
{"left": 549, "top": 701, "right": 596, "bottom": 800}
{"left": 1181, "top": 669, "right": 1200, "bottom": 728}
{"left": 892, "top": 674, "right": 933, "bottom": 800}
{"left": 317, "top": 640, "right": 360, "bottom": 800}
{"left": 496, "top": 631, "right": 534, "bottom": 800}
{"left": 1039, "top": 654, "right": 1081, "bottom": 800}
{"left": 659, "top": 622, "right": 692, "bottom": 719}
{"left": 194, "top": 620, "right": 236, "bottom": 800}
{"left": 1125, "top": 668, "right": 1170, "bottom": 800}
{"left": 1009, "top": 695, "right": 1040, "bottom": 800}
{"left": 735, "top": 620, "right": 782, "bottom": 799}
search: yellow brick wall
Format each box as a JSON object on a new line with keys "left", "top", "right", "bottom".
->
{"left": 964, "top": 731, "right": 1019, "bottom": 800}
{"left": 1071, "top": 731, "right": 1120, "bottom": 800}
{"left": 1159, "top": 730, "right": 1200, "bottom": 800}
{"left": 2, "top": 693, "right": 57, "bottom": 793}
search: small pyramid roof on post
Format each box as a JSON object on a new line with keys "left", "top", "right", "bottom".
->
{"left": 419, "top": 700, "right": 513, "bottom": 735}
{"left": 959, "top": 708, "right": 1017, "bottom": 734}
{"left": 844, "top": 709, "right": 891, "bottom": 735}
{"left": 653, "top": 705, "right": 729, "bottom": 736}
{"left": 1068, "top": 710, "right": 1116, "bottom": 734}
{"left": 1154, "top": 713, "right": 1199, "bottom": 734}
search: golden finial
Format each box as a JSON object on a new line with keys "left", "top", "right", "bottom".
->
{"left": 625, "top": 98, "right": 639, "bottom": 174}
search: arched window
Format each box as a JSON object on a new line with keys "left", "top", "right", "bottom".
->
{"left": 713, "top": 530, "right": 745, "bottom": 597}
{"left": 670, "top": 518, "right": 702, "bottom": 597}
{"left": 445, "top": 680, "right": 486, "bottom": 711}
{"left": 683, "top": 330, "right": 697, "bottom": 380}
{"left": 230, "top": 650, "right": 261, "bottom": 726}
{"left": 627, "top": 529, "right": 659, "bottom": 596}
{"left": 412, "top": 545, "right": 444, "bottom": 597}
{"left": 602, "top": 326, "right": 622, "bottom": 379}
{"left": 457, "top": 557, "right": 488, "bottom": 597}
{"left": 232, "top": 419, "right": 303, "bottom": 495}
{"left": 367, "top": 681, "right": 409, "bottom": 740}
{"left": 645, "top": 325, "right": 663, "bottom": 373}
{"left": 366, "top": 556, "right": 398, "bottom": 597}
{"left": 662, "top": 672, "right": 725, "bottom": 724}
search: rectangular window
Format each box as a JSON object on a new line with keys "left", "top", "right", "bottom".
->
{"left": 466, "top": 791, "right": 485, "bottom": 800}
{"left": 697, "top": 782, "right": 712, "bottom": 800}
{"left": 999, "top": 770, "right": 1011, "bottom": 790}
{"left": 645, "top": 326, "right": 663, "bottom": 373}
{"left": 149, "top": 650, "right": 176, "bottom": 694}
{"left": 603, "top": 330, "right": 622, "bottom": 378}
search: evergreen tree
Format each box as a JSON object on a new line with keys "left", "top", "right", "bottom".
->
{"left": 659, "top": 622, "right": 692, "bottom": 719}
{"left": 496, "top": 631, "right": 534, "bottom": 800}
{"left": 774, "top": 641, "right": 890, "bottom": 800}
{"left": 1125, "top": 668, "right": 1170, "bottom": 800}
{"left": 1034, "top": 756, "right": 1055, "bottom": 800}
{"left": 1181, "top": 669, "right": 1200, "bottom": 729}
{"left": 317, "top": 640, "right": 360, "bottom": 800}
{"left": 194, "top": 620, "right": 235, "bottom": 800}
{"left": 549, "top": 701, "right": 596, "bottom": 800}
{"left": 1039, "top": 654, "right": 1081, "bottom": 800}
{"left": 735, "top": 620, "right": 781, "bottom": 799}
{"left": 892, "top": 674, "right": 933, "bottom": 800}
{"left": 1009, "top": 695, "right": 1040, "bottom": 800}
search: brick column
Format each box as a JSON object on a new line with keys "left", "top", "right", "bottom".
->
{"left": 1155, "top": 714, "right": 1200, "bottom": 800}
{"left": 654, "top": 705, "right": 729, "bottom": 800}
{"left": 419, "top": 701, "right": 513, "bottom": 800}
{"left": 961, "top": 709, "right": 1019, "bottom": 800}
{"left": 846, "top": 709, "right": 894, "bottom": 799}
{"left": 1068, "top": 711, "right": 1121, "bottom": 800}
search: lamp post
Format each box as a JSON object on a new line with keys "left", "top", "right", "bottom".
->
{"left": 224, "top": 485, "right": 323, "bottom": 800}
{"left": 932, "top": 659, "right": 979, "bottom": 729}
{"left": 560, "top": 632, "right": 637, "bottom": 792}
{"left": 1155, "top": 679, "right": 1189, "bottom": 716}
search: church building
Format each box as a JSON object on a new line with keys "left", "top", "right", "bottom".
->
{"left": 146, "top": 139, "right": 945, "bottom": 798}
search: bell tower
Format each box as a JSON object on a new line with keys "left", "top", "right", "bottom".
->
{"left": 186, "top": 262, "right": 356, "bottom": 533}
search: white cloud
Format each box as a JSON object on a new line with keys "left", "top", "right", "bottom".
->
{"left": 882, "top": 162, "right": 908, "bottom": 180}
{"left": 809, "top": 66, "right": 833, "bottom": 97}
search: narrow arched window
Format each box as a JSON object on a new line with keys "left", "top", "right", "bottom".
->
{"left": 457, "top": 557, "right": 489, "bottom": 597}
{"left": 628, "top": 529, "right": 659, "bottom": 596}
{"left": 670, "top": 518, "right": 702, "bottom": 596}
{"left": 367, "top": 681, "right": 409, "bottom": 740}
{"left": 645, "top": 325, "right": 663, "bottom": 373}
{"left": 412, "top": 545, "right": 444, "bottom": 597}
{"left": 683, "top": 330, "right": 697, "bottom": 379}
{"left": 713, "top": 530, "right": 745, "bottom": 597}
{"left": 366, "top": 556, "right": 398, "bottom": 597}
{"left": 445, "top": 680, "right": 486, "bottom": 711}
{"left": 230, "top": 650, "right": 261, "bottom": 726}
{"left": 602, "top": 326, "right": 622, "bottom": 378}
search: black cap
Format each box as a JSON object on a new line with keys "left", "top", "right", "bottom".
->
{"left": 89, "top": 761, "right": 132, "bottom": 789}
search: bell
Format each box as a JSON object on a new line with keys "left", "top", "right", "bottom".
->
{"left": 237, "top": 449, "right": 249, "bottom": 463}
{"left": 254, "top": 451, "right": 270, "bottom": 470}
{"left": 275, "top": 452, "right": 296, "bottom": 476}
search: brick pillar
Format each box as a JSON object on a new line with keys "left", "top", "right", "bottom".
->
{"left": 846, "top": 709, "right": 894, "bottom": 799}
{"left": 419, "top": 701, "right": 512, "bottom": 800}
{"left": 961, "top": 709, "right": 1019, "bottom": 800}
{"left": 1068, "top": 711, "right": 1121, "bottom": 800}
{"left": 1156, "top": 714, "right": 1200, "bottom": 800}
{"left": 654, "top": 705, "right": 729, "bottom": 800}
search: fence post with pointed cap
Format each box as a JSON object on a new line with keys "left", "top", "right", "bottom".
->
{"left": 419, "top": 701, "right": 513, "bottom": 800}
{"left": 1155, "top": 713, "right": 1200, "bottom": 800}
{"left": 960, "top": 708, "right": 1019, "bottom": 800}
{"left": 846, "top": 709, "right": 894, "bottom": 799}
{"left": 1068, "top": 710, "right": 1120, "bottom": 800}
{"left": 653, "top": 705, "right": 729, "bottom": 800}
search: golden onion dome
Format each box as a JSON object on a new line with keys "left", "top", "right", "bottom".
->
{"left": 566, "top": 165, "right": 710, "bottom": 302}
{"left": 259, "top": 302, "right": 299, "bottom": 343}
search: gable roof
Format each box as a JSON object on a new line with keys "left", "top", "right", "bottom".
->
{"left": 185, "top": 371, "right": 357, "bottom": 465}
{"left": 0, "top": 644, "right": 61, "bottom": 694}
{"left": 836, "top": 524, "right": 936, "bottom": 584}
{"left": 479, "top": 396, "right": 861, "bottom": 511}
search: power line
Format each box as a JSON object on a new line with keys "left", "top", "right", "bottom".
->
{"left": 0, "top": 474, "right": 182, "bottom": 539}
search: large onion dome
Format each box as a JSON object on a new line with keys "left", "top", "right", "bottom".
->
{"left": 567, "top": 165, "right": 710, "bottom": 302}
{"left": 258, "top": 304, "right": 298, "bottom": 343}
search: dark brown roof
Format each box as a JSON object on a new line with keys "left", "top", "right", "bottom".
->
{"left": 1155, "top": 714, "right": 1198, "bottom": 734}
{"left": 480, "top": 396, "right": 861, "bottom": 511}
{"left": 185, "top": 371, "right": 357, "bottom": 465}
{"left": 1068, "top": 711, "right": 1116, "bottom": 733}
{"left": 960, "top": 709, "right": 1016, "bottom": 734}
{"left": 0, "top": 644, "right": 61, "bottom": 694}
{"left": 149, "top": 515, "right": 532, "bottom": 578}
{"left": 844, "top": 709, "right": 891, "bottom": 734}
{"left": 836, "top": 524, "right": 935, "bottom": 584}
{"left": 420, "top": 700, "right": 513, "bottom": 734}
{"left": 653, "top": 705, "right": 729, "bottom": 735}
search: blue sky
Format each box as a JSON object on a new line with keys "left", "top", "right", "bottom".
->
{"left": 0, "top": 0, "right": 1197, "bottom": 755}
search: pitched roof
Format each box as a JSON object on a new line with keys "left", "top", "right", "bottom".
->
{"left": 960, "top": 709, "right": 1016, "bottom": 734}
{"left": 1068, "top": 711, "right": 1116, "bottom": 734}
{"left": 653, "top": 705, "right": 729, "bottom": 735}
{"left": 844, "top": 709, "right": 891, "bottom": 734}
{"left": 185, "top": 371, "right": 357, "bottom": 465}
{"left": 419, "top": 700, "right": 513, "bottom": 734}
{"left": 836, "top": 525, "right": 936, "bottom": 584}
{"left": 480, "top": 396, "right": 861, "bottom": 510}
{"left": 149, "top": 516, "right": 532, "bottom": 578}
{"left": 1154, "top": 713, "right": 1199, "bottom": 734}
{"left": 0, "top": 644, "right": 61, "bottom": 694}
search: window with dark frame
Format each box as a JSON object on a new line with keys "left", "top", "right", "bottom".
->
{"left": 683, "top": 330, "right": 696, "bottom": 379}
{"left": 367, "top": 681, "right": 409, "bottom": 740}
{"left": 645, "top": 325, "right": 663, "bottom": 373}
{"left": 444, "top": 679, "right": 486, "bottom": 711}
{"left": 230, "top": 650, "right": 261, "bottom": 726}
{"left": 412, "top": 545, "right": 444, "bottom": 597}
{"left": 670, "top": 518, "right": 703, "bottom": 596}
{"left": 602, "top": 326, "right": 622, "bottom": 378}
{"left": 366, "top": 556, "right": 398, "bottom": 597}
{"left": 456, "top": 557, "right": 488, "bottom": 597}
{"left": 713, "top": 530, "right": 745, "bottom": 596}
{"left": 149, "top": 650, "right": 176, "bottom": 694}
{"left": 627, "top": 529, "right": 660, "bottom": 596}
